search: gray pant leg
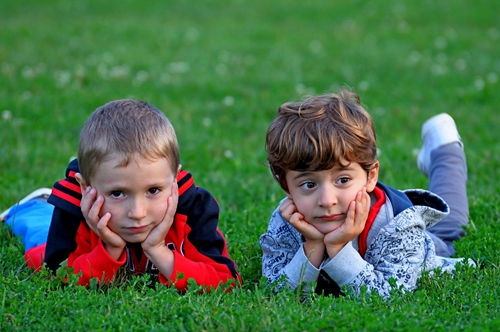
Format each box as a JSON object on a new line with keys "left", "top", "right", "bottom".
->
{"left": 426, "top": 143, "right": 469, "bottom": 257}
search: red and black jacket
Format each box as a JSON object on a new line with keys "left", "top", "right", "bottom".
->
{"left": 45, "top": 158, "right": 241, "bottom": 290}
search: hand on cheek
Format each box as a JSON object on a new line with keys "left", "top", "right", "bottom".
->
{"left": 142, "top": 181, "right": 179, "bottom": 253}
{"left": 81, "top": 186, "right": 126, "bottom": 254}
{"left": 324, "top": 187, "right": 371, "bottom": 258}
{"left": 280, "top": 197, "right": 324, "bottom": 243}
{"left": 280, "top": 197, "right": 326, "bottom": 267}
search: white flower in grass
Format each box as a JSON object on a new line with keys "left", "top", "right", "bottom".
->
{"left": 431, "top": 63, "right": 447, "bottom": 76}
{"left": 474, "top": 78, "right": 485, "bottom": 90}
{"left": 109, "top": 65, "right": 130, "bottom": 79}
{"left": 2, "top": 110, "right": 12, "bottom": 121}
{"left": 216, "top": 63, "right": 227, "bottom": 76}
{"left": 455, "top": 59, "right": 466, "bottom": 71}
{"left": 133, "top": 71, "right": 149, "bottom": 86}
{"left": 487, "top": 72, "right": 498, "bottom": 84}
{"left": 309, "top": 40, "right": 323, "bottom": 55}
{"left": 358, "top": 81, "right": 370, "bottom": 91}
{"left": 223, "top": 96, "right": 234, "bottom": 106}
{"left": 436, "top": 53, "right": 447, "bottom": 63}
{"left": 202, "top": 117, "right": 212, "bottom": 127}
{"left": 169, "top": 62, "right": 189, "bottom": 74}
{"left": 185, "top": 28, "right": 199, "bottom": 42}
{"left": 295, "top": 84, "right": 315, "bottom": 96}
{"left": 97, "top": 63, "right": 108, "bottom": 79}
{"left": 22, "top": 91, "right": 32, "bottom": 100}
{"left": 218, "top": 51, "right": 230, "bottom": 63}
{"left": 1, "top": 62, "right": 14, "bottom": 74}
{"left": 102, "top": 52, "right": 114, "bottom": 64}
{"left": 160, "top": 73, "right": 171, "bottom": 84}
{"left": 22, "top": 66, "right": 36, "bottom": 79}
{"left": 434, "top": 36, "right": 447, "bottom": 50}
{"left": 397, "top": 20, "right": 410, "bottom": 33}
{"left": 74, "top": 64, "right": 86, "bottom": 79}
{"left": 224, "top": 150, "right": 233, "bottom": 159}
{"left": 488, "top": 28, "right": 499, "bottom": 40}
{"left": 54, "top": 70, "right": 71, "bottom": 88}
{"left": 244, "top": 55, "right": 256, "bottom": 66}
{"left": 296, "top": 83, "right": 306, "bottom": 95}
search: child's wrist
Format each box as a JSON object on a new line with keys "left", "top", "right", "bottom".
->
{"left": 143, "top": 244, "right": 170, "bottom": 260}
{"left": 325, "top": 243, "right": 346, "bottom": 259}
{"left": 103, "top": 242, "right": 126, "bottom": 260}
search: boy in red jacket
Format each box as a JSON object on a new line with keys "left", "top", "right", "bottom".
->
{"left": 2, "top": 99, "right": 240, "bottom": 291}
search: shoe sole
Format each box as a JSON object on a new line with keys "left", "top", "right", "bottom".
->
{"left": 0, "top": 188, "right": 52, "bottom": 220}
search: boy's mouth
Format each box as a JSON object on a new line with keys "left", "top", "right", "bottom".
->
{"left": 317, "top": 214, "right": 344, "bottom": 221}
{"left": 127, "top": 225, "right": 149, "bottom": 233}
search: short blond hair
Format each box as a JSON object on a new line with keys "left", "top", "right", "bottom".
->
{"left": 266, "top": 88, "right": 377, "bottom": 192}
{"left": 78, "top": 99, "right": 180, "bottom": 183}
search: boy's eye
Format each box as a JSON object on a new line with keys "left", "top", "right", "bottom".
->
{"left": 337, "top": 177, "right": 350, "bottom": 185}
{"left": 148, "top": 188, "right": 160, "bottom": 195}
{"left": 300, "top": 181, "right": 316, "bottom": 190}
{"left": 110, "top": 191, "right": 124, "bottom": 198}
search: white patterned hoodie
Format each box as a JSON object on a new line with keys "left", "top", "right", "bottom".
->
{"left": 260, "top": 182, "right": 470, "bottom": 299}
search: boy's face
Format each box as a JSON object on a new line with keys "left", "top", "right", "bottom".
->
{"left": 85, "top": 156, "right": 177, "bottom": 243}
{"left": 285, "top": 161, "right": 379, "bottom": 234}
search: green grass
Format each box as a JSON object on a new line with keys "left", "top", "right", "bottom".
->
{"left": 1, "top": 0, "right": 500, "bottom": 330}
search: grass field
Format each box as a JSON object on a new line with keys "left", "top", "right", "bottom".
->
{"left": 1, "top": 0, "right": 500, "bottom": 330}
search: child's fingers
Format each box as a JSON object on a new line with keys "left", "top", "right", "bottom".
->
{"left": 279, "top": 199, "right": 297, "bottom": 222}
{"left": 80, "top": 187, "right": 96, "bottom": 214}
{"left": 161, "top": 181, "right": 178, "bottom": 225}
{"left": 289, "top": 212, "right": 305, "bottom": 225}
{"left": 354, "top": 188, "right": 370, "bottom": 226}
{"left": 96, "top": 212, "right": 112, "bottom": 231}
{"left": 345, "top": 200, "right": 357, "bottom": 227}
{"left": 87, "top": 195, "right": 105, "bottom": 223}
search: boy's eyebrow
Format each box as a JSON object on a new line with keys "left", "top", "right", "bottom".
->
{"left": 290, "top": 171, "right": 314, "bottom": 181}
{"left": 290, "top": 164, "right": 356, "bottom": 180}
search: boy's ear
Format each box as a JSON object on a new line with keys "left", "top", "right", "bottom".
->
{"left": 75, "top": 173, "right": 88, "bottom": 191}
{"left": 366, "top": 161, "right": 380, "bottom": 192}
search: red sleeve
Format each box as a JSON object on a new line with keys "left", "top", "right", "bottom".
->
{"left": 156, "top": 178, "right": 242, "bottom": 291}
{"left": 67, "top": 222, "right": 126, "bottom": 286}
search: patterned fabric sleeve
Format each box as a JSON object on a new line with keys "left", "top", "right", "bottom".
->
{"left": 261, "top": 203, "right": 435, "bottom": 299}
{"left": 260, "top": 206, "right": 321, "bottom": 291}
{"left": 322, "top": 212, "right": 429, "bottom": 298}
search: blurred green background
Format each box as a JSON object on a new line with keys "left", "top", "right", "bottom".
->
{"left": 1, "top": 0, "right": 499, "bottom": 330}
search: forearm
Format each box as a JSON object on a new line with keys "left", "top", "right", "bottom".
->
{"left": 303, "top": 241, "right": 325, "bottom": 268}
{"left": 322, "top": 239, "right": 425, "bottom": 298}
{"left": 143, "top": 246, "right": 175, "bottom": 282}
{"left": 158, "top": 251, "right": 240, "bottom": 291}
{"left": 68, "top": 240, "right": 126, "bottom": 285}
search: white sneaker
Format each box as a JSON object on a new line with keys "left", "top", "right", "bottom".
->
{"left": 0, "top": 188, "right": 52, "bottom": 220}
{"left": 417, "top": 113, "right": 463, "bottom": 177}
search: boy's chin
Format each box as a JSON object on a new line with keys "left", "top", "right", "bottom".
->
{"left": 311, "top": 222, "right": 344, "bottom": 234}
{"left": 120, "top": 233, "right": 149, "bottom": 244}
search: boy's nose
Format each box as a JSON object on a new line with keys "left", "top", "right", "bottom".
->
{"left": 128, "top": 197, "right": 147, "bottom": 220}
{"left": 319, "top": 186, "right": 337, "bottom": 207}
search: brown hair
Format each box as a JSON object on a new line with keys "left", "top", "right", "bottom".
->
{"left": 78, "top": 99, "right": 180, "bottom": 183}
{"left": 265, "top": 88, "right": 377, "bottom": 192}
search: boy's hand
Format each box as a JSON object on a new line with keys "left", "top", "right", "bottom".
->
{"left": 280, "top": 197, "right": 324, "bottom": 243}
{"left": 280, "top": 197, "right": 326, "bottom": 267}
{"left": 80, "top": 186, "right": 126, "bottom": 257}
{"left": 324, "top": 187, "right": 371, "bottom": 258}
{"left": 142, "top": 181, "right": 179, "bottom": 253}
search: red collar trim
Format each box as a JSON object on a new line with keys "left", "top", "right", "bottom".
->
{"left": 358, "top": 186, "right": 386, "bottom": 258}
